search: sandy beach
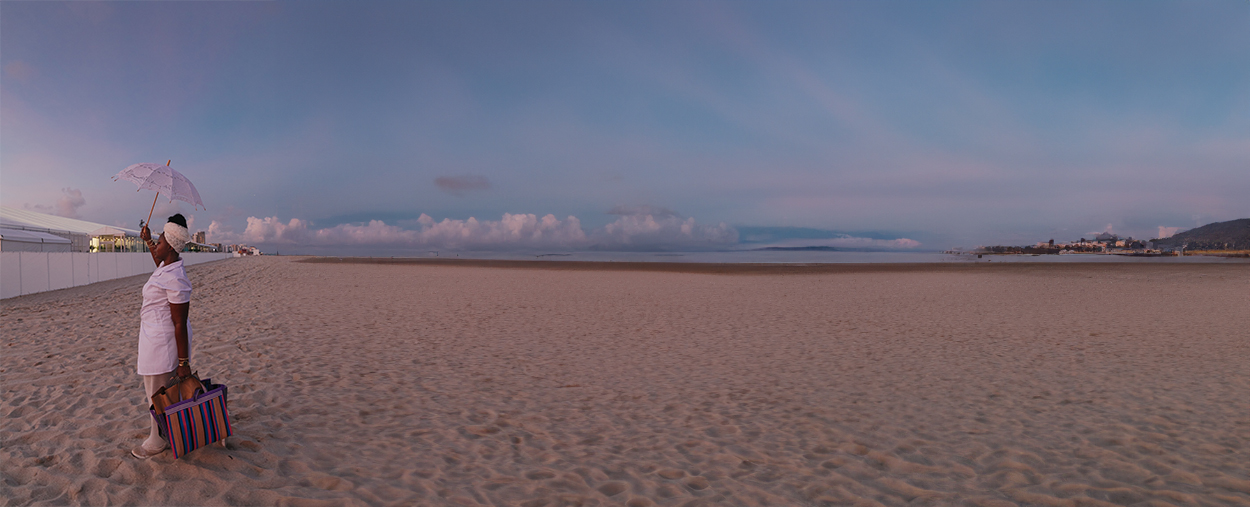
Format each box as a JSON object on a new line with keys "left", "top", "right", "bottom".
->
{"left": 2, "top": 256, "right": 1247, "bottom": 506}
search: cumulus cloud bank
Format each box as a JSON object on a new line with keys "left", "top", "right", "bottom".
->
{"left": 208, "top": 210, "right": 737, "bottom": 251}
{"left": 597, "top": 214, "right": 737, "bottom": 250}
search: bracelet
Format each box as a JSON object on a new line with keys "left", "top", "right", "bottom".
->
{"left": 178, "top": 358, "right": 190, "bottom": 367}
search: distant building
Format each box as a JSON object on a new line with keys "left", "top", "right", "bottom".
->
{"left": 185, "top": 241, "right": 220, "bottom": 253}
{"left": 226, "top": 244, "right": 261, "bottom": 256}
{"left": 193, "top": 231, "right": 206, "bottom": 244}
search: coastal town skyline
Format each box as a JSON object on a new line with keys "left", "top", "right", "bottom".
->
{"left": 3, "top": 1, "right": 1247, "bottom": 252}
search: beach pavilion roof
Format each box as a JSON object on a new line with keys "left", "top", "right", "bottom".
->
{"left": 89, "top": 226, "right": 132, "bottom": 237}
{"left": 0, "top": 205, "right": 139, "bottom": 237}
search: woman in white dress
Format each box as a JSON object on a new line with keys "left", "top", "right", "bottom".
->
{"left": 131, "top": 214, "right": 194, "bottom": 459}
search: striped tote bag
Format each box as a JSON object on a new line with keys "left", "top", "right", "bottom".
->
{"left": 152, "top": 379, "right": 232, "bottom": 458}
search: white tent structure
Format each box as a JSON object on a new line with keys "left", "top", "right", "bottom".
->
{"left": 0, "top": 206, "right": 231, "bottom": 299}
{"left": 0, "top": 205, "right": 140, "bottom": 252}
{"left": 89, "top": 226, "right": 131, "bottom": 237}
{"left": 0, "top": 228, "right": 72, "bottom": 252}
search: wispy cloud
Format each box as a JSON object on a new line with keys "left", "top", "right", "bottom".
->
{"left": 24, "top": 187, "right": 86, "bottom": 219}
{"left": 3, "top": 60, "right": 36, "bottom": 83}
{"left": 434, "top": 175, "right": 491, "bottom": 196}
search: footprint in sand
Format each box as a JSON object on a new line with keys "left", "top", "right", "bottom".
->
{"left": 236, "top": 440, "right": 262, "bottom": 452}
{"left": 656, "top": 484, "right": 685, "bottom": 498}
{"left": 657, "top": 469, "right": 686, "bottom": 479}
{"left": 820, "top": 457, "right": 847, "bottom": 469}
{"left": 93, "top": 458, "right": 122, "bottom": 479}
{"left": 704, "top": 425, "right": 739, "bottom": 437}
{"left": 306, "top": 474, "right": 354, "bottom": 491}
{"left": 464, "top": 425, "right": 500, "bottom": 436}
{"left": 525, "top": 470, "right": 556, "bottom": 480}
{"left": 597, "top": 481, "right": 628, "bottom": 496}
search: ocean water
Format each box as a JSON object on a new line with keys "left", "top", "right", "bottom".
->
{"left": 355, "top": 250, "right": 1249, "bottom": 264}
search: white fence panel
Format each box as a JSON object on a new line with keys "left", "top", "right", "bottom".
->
{"left": 120, "top": 254, "right": 132, "bottom": 278}
{"left": 98, "top": 253, "right": 118, "bottom": 281}
{"left": 48, "top": 253, "right": 74, "bottom": 291}
{"left": 1, "top": 253, "right": 21, "bottom": 299}
{"left": 88, "top": 253, "right": 99, "bottom": 285}
{"left": 132, "top": 254, "right": 153, "bottom": 278}
{"left": 2, "top": 252, "right": 232, "bottom": 299}
{"left": 120, "top": 253, "right": 135, "bottom": 278}
{"left": 72, "top": 253, "right": 90, "bottom": 286}
{"left": 18, "top": 252, "right": 50, "bottom": 295}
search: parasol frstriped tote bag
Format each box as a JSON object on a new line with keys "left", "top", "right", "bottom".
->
{"left": 152, "top": 378, "right": 232, "bottom": 458}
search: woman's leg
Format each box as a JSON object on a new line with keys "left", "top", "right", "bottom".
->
{"left": 140, "top": 371, "right": 175, "bottom": 451}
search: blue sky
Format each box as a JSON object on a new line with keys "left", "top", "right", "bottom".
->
{"left": 3, "top": 1, "right": 1247, "bottom": 251}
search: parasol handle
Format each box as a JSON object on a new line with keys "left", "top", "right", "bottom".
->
{"left": 145, "top": 193, "right": 159, "bottom": 229}
{"left": 143, "top": 160, "right": 172, "bottom": 227}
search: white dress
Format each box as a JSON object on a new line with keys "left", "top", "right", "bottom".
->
{"left": 137, "top": 259, "right": 193, "bottom": 376}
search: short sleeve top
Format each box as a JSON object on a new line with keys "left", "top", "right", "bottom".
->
{"left": 137, "top": 259, "right": 193, "bottom": 375}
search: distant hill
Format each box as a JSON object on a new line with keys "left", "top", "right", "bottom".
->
{"left": 1152, "top": 218, "right": 1250, "bottom": 250}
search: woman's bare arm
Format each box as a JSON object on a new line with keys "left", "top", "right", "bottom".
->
{"left": 170, "top": 302, "right": 191, "bottom": 377}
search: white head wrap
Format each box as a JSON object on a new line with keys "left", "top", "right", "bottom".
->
{"left": 163, "top": 222, "right": 191, "bottom": 252}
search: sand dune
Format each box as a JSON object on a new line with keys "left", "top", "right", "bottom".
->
{"left": 2, "top": 256, "right": 1247, "bottom": 506}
